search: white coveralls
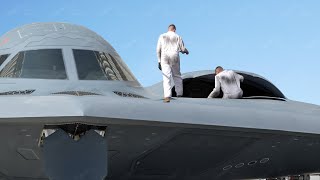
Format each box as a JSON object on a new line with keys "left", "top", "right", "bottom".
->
{"left": 157, "top": 31, "right": 187, "bottom": 98}
{"left": 208, "top": 70, "right": 244, "bottom": 99}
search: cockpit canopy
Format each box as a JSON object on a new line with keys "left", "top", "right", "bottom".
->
{"left": 0, "top": 23, "right": 140, "bottom": 86}
{"left": 0, "top": 49, "right": 136, "bottom": 82}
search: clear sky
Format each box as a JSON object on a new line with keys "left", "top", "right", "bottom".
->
{"left": 0, "top": 0, "right": 319, "bottom": 105}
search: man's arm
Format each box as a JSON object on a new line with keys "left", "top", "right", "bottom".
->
{"left": 208, "top": 76, "right": 221, "bottom": 98}
{"left": 236, "top": 73, "right": 244, "bottom": 82}
{"left": 178, "top": 36, "right": 189, "bottom": 55}
{"left": 156, "top": 36, "right": 162, "bottom": 63}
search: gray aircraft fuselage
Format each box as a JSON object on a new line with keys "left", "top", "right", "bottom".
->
{"left": 0, "top": 23, "right": 319, "bottom": 180}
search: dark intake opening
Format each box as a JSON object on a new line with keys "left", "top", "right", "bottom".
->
{"left": 172, "top": 73, "right": 285, "bottom": 99}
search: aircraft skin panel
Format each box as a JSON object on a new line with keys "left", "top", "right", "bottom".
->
{"left": 0, "top": 96, "right": 319, "bottom": 179}
{"left": 0, "top": 124, "right": 46, "bottom": 179}
{"left": 0, "top": 96, "right": 319, "bottom": 135}
{"left": 1, "top": 123, "right": 320, "bottom": 180}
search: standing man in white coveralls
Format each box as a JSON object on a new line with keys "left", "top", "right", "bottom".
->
{"left": 157, "top": 24, "right": 189, "bottom": 103}
{"left": 208, "top": 66, "right": 244, "bottom": 99}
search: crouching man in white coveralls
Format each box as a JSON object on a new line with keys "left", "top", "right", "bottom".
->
{"left": 157, "top": 24, "right": 189, "bottom": 103}
{"left": 208, "top": 66, "right": 244, "bottom": 99}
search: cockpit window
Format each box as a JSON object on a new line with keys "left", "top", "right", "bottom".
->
{"left": 0, "top": 49, "right": 67, "bottom": 79}
{"left": 73, "top": 49, "right": 137, "bottom": 81}
{"left": 0, "top": 54, "right": 9, "bottom": 66}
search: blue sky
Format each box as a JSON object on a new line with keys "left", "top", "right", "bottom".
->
{"left": 0, "top": 0, "right": 319, "bottom": 105}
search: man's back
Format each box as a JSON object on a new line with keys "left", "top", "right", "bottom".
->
{"left": 157, "top": 31, "right": 186, "bottom": 55}
{"left": 216, "top": 70, "right": 243, "bottom": 97}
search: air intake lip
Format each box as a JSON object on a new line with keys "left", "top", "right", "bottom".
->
{"left": 52, "top": 91, "right": 101, "bottom": 96}
{"left": 0, "top": 89, "right": 35, "bottom": 95}
{"left": 242, "top": 96, "right": 286, "bottom": 101}
{"left": 113, "top": 91, "right": 146, "bottom": 99}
